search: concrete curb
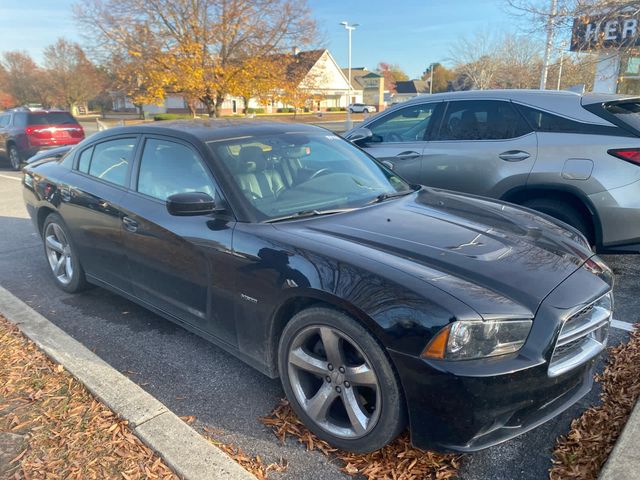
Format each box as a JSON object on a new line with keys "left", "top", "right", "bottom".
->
{"left": 0, "top": 285, "right": 255, "bottom": 480}
{"left": 598, "top": 399, "right": 640, "bottom": 480}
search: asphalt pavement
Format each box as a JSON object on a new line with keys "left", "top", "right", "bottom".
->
{"left": 0, "top": 167, "right": 634, "bottom": 480}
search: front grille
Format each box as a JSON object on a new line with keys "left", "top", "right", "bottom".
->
{"left": 548, "top": 292, "right": 612, "bottom": 377}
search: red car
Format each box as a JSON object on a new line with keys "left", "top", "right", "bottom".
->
{"left": 0, "top": 109, "right": 85, "bottom": 170}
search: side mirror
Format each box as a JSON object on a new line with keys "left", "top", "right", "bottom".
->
{"left": 166, "top": 192, "right": 215, "bottom": 216}
{"left": 346, "top": 127, "right": 373, "bottom": 145}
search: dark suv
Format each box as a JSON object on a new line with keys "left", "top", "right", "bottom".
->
{"left": 0, "top": 109, "right": 84, "bottom": 170}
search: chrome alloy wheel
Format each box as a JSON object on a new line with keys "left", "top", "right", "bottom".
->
{"left": 44, "top": 222, "right": 74, "bottom": 285}
{"left": 9, "top": 147, "right": 20, "bottom": 170}
{"left": 287, "top": 325, "right": 382, "bottom": 439}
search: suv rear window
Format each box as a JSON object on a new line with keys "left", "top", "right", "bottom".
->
{"left": 603, "top": 102, "right": 640, "bottom": 132}
{"left": 27, "top": 112, "right": 77, "bottom": 125}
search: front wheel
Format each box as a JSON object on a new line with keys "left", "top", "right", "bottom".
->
{"left": 278, "top": 307, "right": 406, "bottom": 453}
{"left": 363, "top": 108, "right": 369, "bottom": 113}
{"left": 43, "top": 213, "right": 88, "bottom": 293}
{"left": 8, "top": 145, "right": 21, "bottom": 170}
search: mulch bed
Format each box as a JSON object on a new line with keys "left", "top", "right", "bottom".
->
{"left": 549, "top": 325, "right": 640, "bottom": 479}
{"left": 0, "top": 315, "right": 178, "bottom": 479}
{"left": 260, "top": 399, "right": 460, "bottom": 480}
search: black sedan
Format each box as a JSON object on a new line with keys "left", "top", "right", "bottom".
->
{"left": 22, "top": 120, "right": 613, "bottom": 453}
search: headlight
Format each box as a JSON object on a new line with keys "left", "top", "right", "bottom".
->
{"left": 422, "top": 319, "right": 533, "bottom": 360}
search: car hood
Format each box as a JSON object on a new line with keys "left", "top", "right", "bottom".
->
{"left": 275, "top": 188, "right": 593, "bottom": 318}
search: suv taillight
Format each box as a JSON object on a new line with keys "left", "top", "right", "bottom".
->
{"left": 608, "top": 148, "right": 640, "bottom": 165}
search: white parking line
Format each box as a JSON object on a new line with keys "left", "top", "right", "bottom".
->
{"left": 611, "top": 319, "right": 636, "bottom": 332}
{"left": 0, "top": 174, "right": 21, "bottom": 181}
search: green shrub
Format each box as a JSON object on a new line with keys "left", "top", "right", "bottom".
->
{"left": 276, "top": 107, "right": 296, "bottom": 113}
{"left": 153, "top": 113, "right": 193, "bottom": 121}
{"left": 326, "top": 107, "right": 346, "bottom": 112}
{"left": 247, "top": 107, "right": 265, "bottom": 114}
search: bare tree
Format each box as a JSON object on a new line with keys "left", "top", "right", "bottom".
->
{"left": 494, "top": 33, "right": 543, "bottom": 88}
{"left": 43, "top": 38, "right": 103, "bottom": 114}
{"left": 449, "top": 31, "right": 501, "bottom": 90}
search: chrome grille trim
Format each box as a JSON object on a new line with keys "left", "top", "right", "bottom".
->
{"left": 548, "top": 292, "right": 612, "bottom": 378}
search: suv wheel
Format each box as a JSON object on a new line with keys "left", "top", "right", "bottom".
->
{"left": 278, "top": 307, "right": 406, "bottom": 453}
{"left": 363, "top": 108, "right": 369, "bottom": 113}
{"left": 8, "top": 145, "right": 21, "bottom": 170}
{"left": 522, "top": 197, "right": 592, "bottom": 243}
{"left": 43, "top": 213, "right": 88, "bottom": 293}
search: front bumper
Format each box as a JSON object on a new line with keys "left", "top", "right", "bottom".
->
{"left": 391, "top": 257, "right": 612, "bottom": 452}
{"left": 388, "top": 349, "right": 594, "bottom": 452}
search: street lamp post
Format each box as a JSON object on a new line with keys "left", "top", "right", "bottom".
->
{"left": 340, "top": 21, "right": 359, "bottom": 130}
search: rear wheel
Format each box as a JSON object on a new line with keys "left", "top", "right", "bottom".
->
{"left": 522, "top": 197, "right": 593, "bottom": 243}
{"left": 8, "top": 145, "right": 21, "bottom": 170}
{"left": 278, "top": 307, "right": 406, "bottom": 453}
{"left": 43, "top": 213, "right": 88, "bottom": 293}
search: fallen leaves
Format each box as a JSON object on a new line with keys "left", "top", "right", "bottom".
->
{"left": 549, "top": 325, "right": 640, "bottom": 480}
{"left": 260, "top": 399, "right": 460, "bottom": 480}
{"left": 0, "top": 315, "right": 178, "bottom": 479}
{"left": 205, "top": 436, "right": 288, "bottom": 480}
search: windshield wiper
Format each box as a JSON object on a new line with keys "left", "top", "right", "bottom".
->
{"left": 366, "top": 187, "right": 418, "bottom": 205}
{"left": 265, "top": 208, "right": 354, "bottom": 223}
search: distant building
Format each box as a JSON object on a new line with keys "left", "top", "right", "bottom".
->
{"left": 391, "top": 80, "right": 430, "bottom": 104}
{"left": 112, "top": 49, "right": 362, "bottom": 115}
{"left": 341, "top": 68, "right": 385, "bottom": 111}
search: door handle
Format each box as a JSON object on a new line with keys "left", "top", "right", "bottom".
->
{"left": 122, "top": 216, "right": 138, "bottom": 233}
{"left": 395, "top": 151, "right": 421, "bottom": 160}
{"left": 499, "top": 150, "right": 530, "bottom": 162}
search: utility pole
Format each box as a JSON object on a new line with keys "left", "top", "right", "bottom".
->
{"left": 540, "top": 0, "right": 558, "bottom": 90}
{"left": 556, "top": 41, "right": 568, "bottom": 90}
{"left": 429, "top": 63, "right": 434, "bottom": 94}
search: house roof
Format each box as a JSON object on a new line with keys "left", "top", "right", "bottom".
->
{"left": 395, "top": 80, "right": 429, "bottom": 94}
{"left": 266, "top": 49, "right": 327, "bottom": 84}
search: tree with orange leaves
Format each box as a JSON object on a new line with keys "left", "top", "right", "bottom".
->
{"left": 75, "top": 0, "right": 318, "bottom": 117}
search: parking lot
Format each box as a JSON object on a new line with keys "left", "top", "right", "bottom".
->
{"left": 0, "top": 167, "right": 635, "bottom": 480}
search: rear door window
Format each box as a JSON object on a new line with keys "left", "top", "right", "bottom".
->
{"left": 86, "top": 138, "right": 136, "bottom": 187}
{"left": 27, "top": 112, "right": 77, "bottom": 125}
{"left": 437, "top": 100, "right": 531, "bottom": 140}
{"left": 517, "top": 103, "right": 624, "bottom": 136}
{"left": 0, "top": 115, "right": 9, "bottom": 128}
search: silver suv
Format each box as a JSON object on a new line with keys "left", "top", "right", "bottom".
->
{"left": 345, "top": 89, "right": 640, "bottom": 253}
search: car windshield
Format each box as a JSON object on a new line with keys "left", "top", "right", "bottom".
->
{"left": 208, "top": 132, "right": 412, "bottom": 220}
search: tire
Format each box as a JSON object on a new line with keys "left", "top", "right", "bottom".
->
{"left": 363, "top": 108, "right": 369, "bottom": 113}
{"left": 42, "top": 213, "right": 88, "bottom": 293}
{"left": 8, "top": 144, "right": 21, "bottom": 171}
{"left": 278, "top": 307, "right": 406, "bottom": 453}
{"left": 522, "top": 197, "right": 592, "bottom": 243}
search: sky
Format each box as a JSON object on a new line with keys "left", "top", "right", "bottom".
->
{"left": 0, "top": 0, "right": 538, "bottom": 79}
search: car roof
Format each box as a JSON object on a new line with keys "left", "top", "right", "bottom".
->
{"left": 88, "top": 119, "right": 328, "bottom": 144}
{"left": 380, "top": 89, "right": 637, "bottom": 126}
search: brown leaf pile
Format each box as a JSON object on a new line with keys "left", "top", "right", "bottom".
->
{"left": 261, "top": 399, "right": 460, "bottom": 480}
{"left": 0, "top": 315, "right": 177, "bottom": 479}
{"left": 549, "top": 325, "right": 640, "bottom": 480}
{"left": 204, "top": 434, "right": 288, "bottom": 480}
